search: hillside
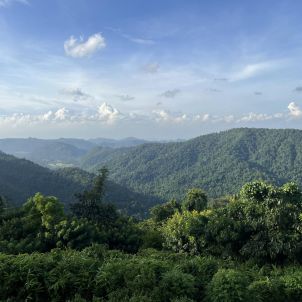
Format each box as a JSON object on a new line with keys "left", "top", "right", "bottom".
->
{"left": 79, "top": 128, "right": 302, "bottom": 200}
{"left": 0, "top": 151, "right": 85, "bottom": 205}
{"left": 0, "top": 152, "right": 156, "bottom": 216}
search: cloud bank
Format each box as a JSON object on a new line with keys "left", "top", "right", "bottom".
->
{"left": 1, "top": 102, "right": 299, "bottom": 130}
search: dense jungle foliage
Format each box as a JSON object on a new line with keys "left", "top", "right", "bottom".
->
{"left": 2, "top": 169, "right": 302, "bottom": 301}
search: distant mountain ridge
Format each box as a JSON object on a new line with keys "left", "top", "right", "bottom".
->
{"left": 77, "top": 128, "right": 302, "bottom": 201}
{"left": 4, "top": 128, "right": 302, "bottom": 207}
{"left": 0, "top": 137, "right": 150, "bottom": 168}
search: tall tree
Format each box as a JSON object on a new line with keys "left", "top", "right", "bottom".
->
{"left": 71, "top": 167, "right": 118, "bottom": 225}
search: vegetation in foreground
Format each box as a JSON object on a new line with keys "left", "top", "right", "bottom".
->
{"left": 1, "top": 169, "right": 302, "bottom": 301}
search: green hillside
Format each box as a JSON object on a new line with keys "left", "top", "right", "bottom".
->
{"left": 79, "top": 128, "right": 302, "bottom": 200}
{"left": 0, "top": 151, "right": 85, "bottom": 205}
{"left": 0, "top": 152, "right": 155, "bottom": 216}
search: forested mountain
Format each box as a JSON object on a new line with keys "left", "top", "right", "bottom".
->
{"left": 0, "top": 152, "right": 155, "bottom": 216}
{"left": 4, "top": 128, "right": 302, "bottom": 208}
{"left": 0, "top": 151, "right": 85, "bottom": 205}
{"left": 88, "top": 137, "right": 149, "bottom": 148}
{"left": 79, "top": 128, "right": 302, "bottom": 201}
{"left": 0, "top": 137, "right": 150, "bottom": 168}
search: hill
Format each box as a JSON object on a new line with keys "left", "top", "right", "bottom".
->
{"left": 79, "top": 128, "right": 302, "bottom": 200}
{"left": 0, "top": 152, "right": 155, "bottom": 216}
{"left": 0, "top": 151, "right": 85, "bottom": 205}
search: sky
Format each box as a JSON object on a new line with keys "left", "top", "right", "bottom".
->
{"left": 1, "top": 0, "right": 302, "bottom": 139}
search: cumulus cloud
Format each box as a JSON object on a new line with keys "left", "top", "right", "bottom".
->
{"left": 194, "top": 113, "right": 211, "bottom": 122}
{"left": 64, "top": 33, "right": 106, "bottom": 58}
{"left": 97, "top": 102, "right": 122, "bottom": 124}
{"left": 160, "top": 89, "right": 181, "bottom": 98}
{"left": 237, "top": 112, "right": 274, "bottom": 122}
{"left": 142, "top": 63, "right": 160, "bottom": 74}
{"left": 0, "top": 0, "right": 28, "bottom": 7}
{"left": 1, "top": 102, "right": 300, "bottom": 130}
{"left": 153, "top": 110, "right": 187, "bottom": 123}
{"left": 288, "top": 102, "right": 302, "bottom": 118}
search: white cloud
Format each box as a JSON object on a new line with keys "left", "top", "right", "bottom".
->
{"left": 153, "top": 109, "right": 187, "bottom": 123}
{"left": 0, "top": 0, "right": 28, "bottom": 7}
{"left": 64, "top": 33, "right": 106, "bottom": 58}
{"left": 0, "top": 102, "right": 298, "bottom": 131}
{"left": 97, "top": 102, "right": 122, "bottom": 124}
{"left": 194, "top": 113, "right": 211, "bottom": 122}
{"left": 237, "top": 112, "right": 274, "bottom": 122}
{"left": 54, "top": 108, "right": 68, "bottom": 120}
{"left": 288, "top": 102, "right": 302, "bottom": 118}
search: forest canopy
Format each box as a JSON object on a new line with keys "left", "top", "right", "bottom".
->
{"left": 2, "top": 171, "right": 302, "bottom": 301}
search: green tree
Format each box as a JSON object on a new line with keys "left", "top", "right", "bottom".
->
{"left": 182, "top": 189, "right": 208, "bottom": 212}
{"left": 150, "top": 199, "right": 181, "bottom": 223}
{"left": 71, "top": 167, "right": 119, "bottom": 225}
{"left": 163, "top": 210, "right": 211, "bottom": 254}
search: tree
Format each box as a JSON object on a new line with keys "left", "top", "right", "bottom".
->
{"left": 162, "top": 210, "right": 211, "bottom": 254}
{"left": 71, "top": 167, "right": 118, "bottom": 225}
{"left": 150, "top": 199, "right": 181, "bottom": 223}
{"left": 182, "top": 188, "right": 208, "bottom": 212}
{"left": 207, "top": 181, "right": 302, "bottom": 263}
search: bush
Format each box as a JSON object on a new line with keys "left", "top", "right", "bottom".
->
{"left": 280, "top": 268, "right": 302, "bottom": 301}
{"left": 248, "top": 277, "right": 285, "bottom": 302}
{"left": 158, "top": 269, "right": 196, "bottom": 301}
{"left": 206, "top": 269, "right": 251, "bottom": 302}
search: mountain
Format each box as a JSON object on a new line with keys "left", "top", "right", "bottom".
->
{"left": 88, "top": 137, "right": 149, "bottom": 148}
{"left": 79, "top": 128, "right": 302, "bottom": 201}
{"left": 0, "top": 152, "right": 156, "bottom": 217}
{"left": 0, "top": 151, "right": 85, "bottom": 205}
{"left": 0, "top": 137, "right": 149, "bottom": 169}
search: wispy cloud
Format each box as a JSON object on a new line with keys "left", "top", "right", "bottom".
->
{"left": 107, "top": 27, "right": 155, "bottom": 45}
{"left": 64, "top": 33, "right": 106, "bottom": 58}
{"left": 230, "top": 62, "right": 278, "bottom": 81}
{"left": 213, "top": 78, "right": 228, "bottom": 82}
{"left": 0, "top": 0, "right": 28, "bottom": 7}
{"left": 142, "top": 63, "right": 160, "bottom": 74}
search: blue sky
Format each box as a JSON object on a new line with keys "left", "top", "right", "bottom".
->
{"left": 1, "top": 0, "right": 302, "bottom": 139}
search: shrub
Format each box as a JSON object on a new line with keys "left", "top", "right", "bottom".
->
{"left": 206, "top": 269, "right": 251, "bottom": 302}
